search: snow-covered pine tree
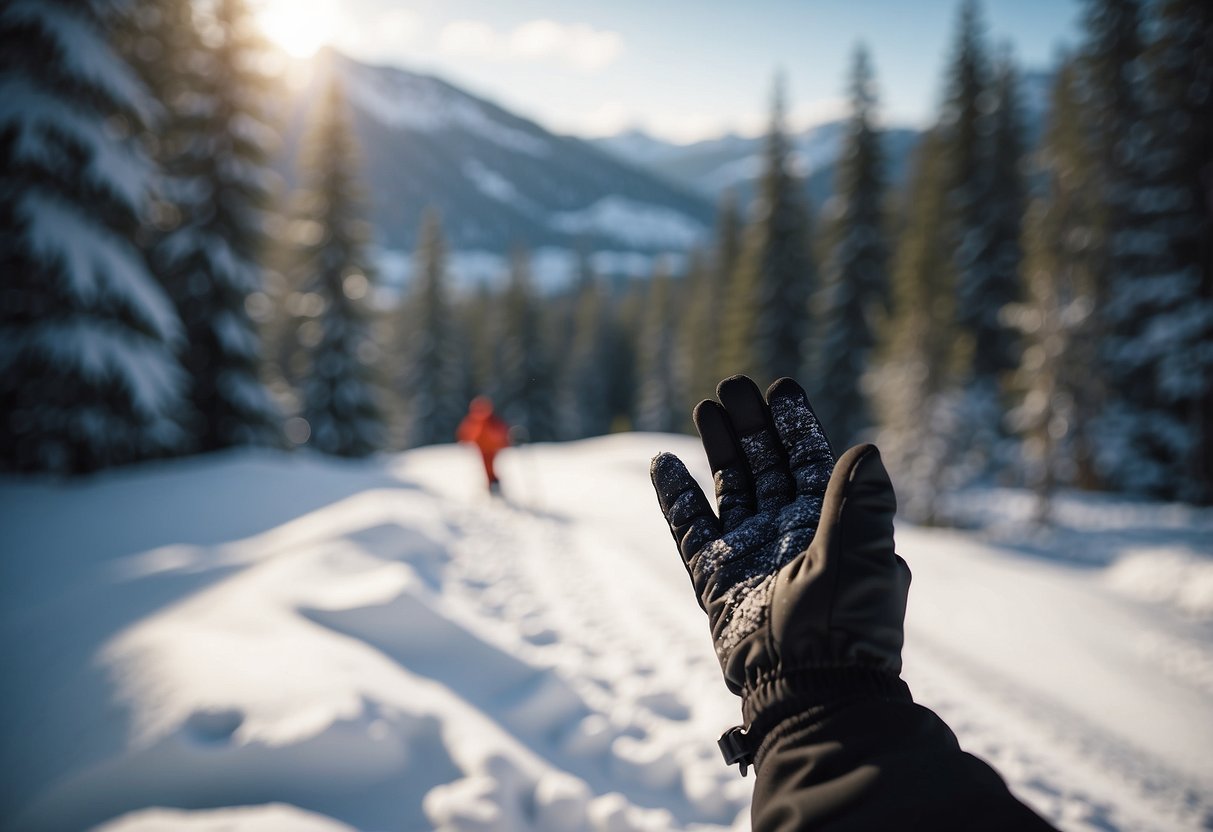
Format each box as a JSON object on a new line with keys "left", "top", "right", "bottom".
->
{"left": 1008, "top": 63, "right": 1103, "bottom": 521}
{"left": 675, "top": 248, "right": 713, "bottom": 411}
{"left": 291, "top": 76, "right": 383, "bottom": 457}
{"left": 113, "top": 0, "right": 199, "bottom": 183}
{"left": 936, "top": 0, "right": 1022, "bottom": 474}
{"left": 678, "top": 193, "right": 741, "bottom": 404}
{"left": 873, "top": 131, "right": 966, "bottom": 524}
{"left": 0, "top": 0, "right": 187, "bottom": 473}
{"left": 722, "top": 76, "right": 815, "bottom": 384}
{"left": 398, "top": 210, "right": 462, "bottom": 448}
{"left": 557, "top": 261, "right": 613, "bottom": 439}
{"left": 1079, "top": 0, "right": 1157, "bottom": 491}
{"left": 1116, "top": 0, "right": 1213, "bottom": 503}
{"left": 1008, "top": 198, "right": 1071, "bottom": 526}
{"left": 1030, "top": 59, "right": 1103, "bottom": 491}
{"left": 636, "top": 266, "right": 685, "bottom": 433}
{"left": 150, "top": 0, "right": 281, "bottom": 451}
{"left": 981, "top": 48, "right": 1027, "bottom": 379}
{"left": 495, "top": 249, "right": 555, "bottom": 441}
{"left": 1078, "top": 0, "right": 1211, "bottom": 500}
{"left": 714, "top": 191, "right": 743, "bottom": 292}
{"left": 942, "top": 1, "right": 995, "bottom": 375}
{"left": 813, "top": 45, "right": 889, "bottom": 448}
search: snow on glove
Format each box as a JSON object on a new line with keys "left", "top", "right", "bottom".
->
{"left": 650, "top": 375, "right": 912, "bottom": 773}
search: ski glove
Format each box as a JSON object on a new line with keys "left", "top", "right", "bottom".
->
{"left": 650, "top": 375, "right": 912, "bottom": 774}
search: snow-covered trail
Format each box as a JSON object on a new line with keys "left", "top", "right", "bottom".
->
{"left": 899, "top": 530, "right": 1213, "bottom": 831}
{"left": 1, "top": 435, "right": 1210, "bottom": 831}
{"left": 420, "top": 435, "right": 1213, "bottom": 832}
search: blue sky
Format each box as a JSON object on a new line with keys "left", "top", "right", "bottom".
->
{"left": 258, "top": 0, "right": 1084, "bottom": 143}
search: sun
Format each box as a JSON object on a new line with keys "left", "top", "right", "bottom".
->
{"left": 255, "top": 0, "right": 338, "bottom": 59}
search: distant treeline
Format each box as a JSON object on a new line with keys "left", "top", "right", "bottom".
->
{"left": 1, "top": 0, "right": 1209, "bottom": 516}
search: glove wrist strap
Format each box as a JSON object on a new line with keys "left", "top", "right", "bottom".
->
{"left": 717, "top": 666, "right": 909, "bottom": 776}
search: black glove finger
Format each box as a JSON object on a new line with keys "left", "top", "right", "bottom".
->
{"left": 717, "top": 375, "right": 794, "bottom": 513}
{"left": 765, "top": 377, "right": 835, "bottom": 498}
{"left": 650, "top": 451, "right": 720, "bottom": 563}
{"left": 693, "top": 399, "right": 754, "bottom": 531}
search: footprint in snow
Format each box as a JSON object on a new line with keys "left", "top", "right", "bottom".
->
{"left": 636, "top": 691, "right": 691, "bottom": 721}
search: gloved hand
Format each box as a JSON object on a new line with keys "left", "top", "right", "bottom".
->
{"left": 650, "top": 375, "right": 911, "bottom": 773}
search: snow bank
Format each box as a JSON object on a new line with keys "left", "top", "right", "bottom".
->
{"left": 1103, "top": 547, "right": 1213, "bottom": 619}
{"left": 0, "top": 441, "right": 746, "bottom": 832}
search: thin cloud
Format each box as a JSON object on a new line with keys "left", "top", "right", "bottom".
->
{"left": 438, "top": 19, "right": 623, "bottom": 72}
{"left": 334, "top": 8, "right": 423, "bottom": 62}
{"left": 577, "top": 101, "right": 633, "bottom": 137}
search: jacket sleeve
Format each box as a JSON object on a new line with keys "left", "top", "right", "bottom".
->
{"left": 750, "top": 694, "right": 1059, "bottom": 832}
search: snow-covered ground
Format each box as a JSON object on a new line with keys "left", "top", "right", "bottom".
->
{"left": 2, "top": 435, "right": 1211, "bottom": 832}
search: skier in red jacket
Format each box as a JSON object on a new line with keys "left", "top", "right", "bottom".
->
{"left": 456, "top": 396, "right": 511, "bottom": 494}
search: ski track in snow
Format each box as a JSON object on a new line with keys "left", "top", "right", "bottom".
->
{"left": 906, "top": 634, "right": 1213, "bottom": 832}
{"left": 1, "top": 435, "right": 1211, "bottom": 831}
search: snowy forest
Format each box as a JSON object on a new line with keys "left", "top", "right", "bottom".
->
{"left": 2, "top": 0, "right": 1211, "bottom": 521}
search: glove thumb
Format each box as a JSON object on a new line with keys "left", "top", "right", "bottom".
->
{"left": 780, "top": 444, "right": 909, "bottom": 672}
{"left": 826, "top": 444, "right": 897, "bottom": 554}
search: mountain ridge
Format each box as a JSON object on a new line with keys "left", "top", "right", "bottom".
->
{"left": 588, "top": 68, "right": 1053, "bottom": 209}
{"left": 278, "top": 50, "right": 714, "bottom": 286}
{"left": 277, "top": 52, "right": 1052, "bottom": 287}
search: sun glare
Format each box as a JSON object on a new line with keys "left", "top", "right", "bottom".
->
{"left": 256, "top": 0, "right": 338, "bottom": 59}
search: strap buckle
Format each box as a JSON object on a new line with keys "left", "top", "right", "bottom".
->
{"left": 717, "top": 725, "right": 756, "bottom": 777}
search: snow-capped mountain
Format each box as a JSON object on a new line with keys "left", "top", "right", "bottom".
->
{"left": 279, "top": 51, "right": 714, "bottom": 280}
{"left": 590, "top": 70, "right": 1052, "bottom": 210}
{"left": 590, "top": 122, "right": 921, "bottom": 210}
{"left": 277, "top": 53, "right": 1052, "bottom": 286}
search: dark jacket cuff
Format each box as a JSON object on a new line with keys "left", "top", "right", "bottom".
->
{"left": 741, "top": 667, "right": 910, "bottom": 772}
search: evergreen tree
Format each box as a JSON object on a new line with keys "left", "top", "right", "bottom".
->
{"left": 114, "top": 0, "right": 203, "bottom": 216}
{"left": 454, "top": 284, "right": 495, "bottom": 407}
{"left": 1077, "top": 0, "right": 1213, "bottom": 501}
{"left": 1008, "top": 60, "right": 1108, "bottom": 519}
{"left": 0, "top": 0, "right": 186, "bottom": 472}
{"left": 1122, "top": 0, "right": 1213, "bottom": 502}
{"left": 676, "top": 248, "right": 714, "bottom": 410}
{"left": 292, "top": 76, "right": 383, "bottom": 457}
{"left": 874, "top": 131, "right": 964, "bottom": 523}
{"left": 495, "top": 249, "right": 555, "bottom": 441}
{"left": 558, "top": 262, "right": 613, "bottom": 439}
{"left": 982, "top": 48, "right": 1027, "bottom": 376}
{"left": 714, "top": 191, "right": 744, "bottom": 310}
{"left": 1079, "top": 0, "right": 1155, "bottom": 489}
{"left": 1009, "top": 196, "right": 1096, "bottom": 525}
{"left": 679, "top": 193, "right": 742, "bottom": 402}
{"left": 813, "top": 45, "right": 890, "bottom": 448}
{"left": 607, "top": 280, "right": 644, "bottom": 432}
{"left": 940, "top": 0, "right": 992, "bottom": 377}
{"left": 1027, "top": 59, "right": 1103, "bottom": 492}
{"left": 941, "top": 0, "right": 1022, "bottom": 391}
{"left": 722, "top": 76, "right": 816, "bottom": 384}
{"left": 150, "top": 0, "right": 282, "bottom": 451}
{"left": 636, "top": 266, "right": 685, "bottom": 432}
{"left": 398, "top": 211, "right": 462, "bottom": 447}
